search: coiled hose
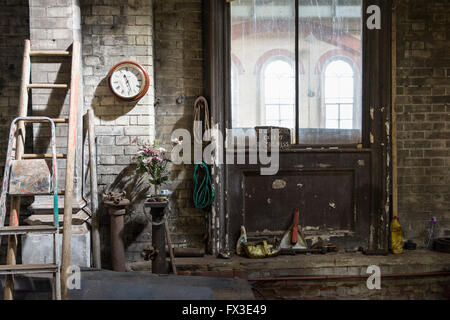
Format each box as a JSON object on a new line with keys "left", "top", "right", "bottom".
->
{"left": 193, "top": 161, "right": 215, "bottom": 209}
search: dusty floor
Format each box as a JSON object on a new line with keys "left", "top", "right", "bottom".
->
{"left": 172, "top": 250, "right": 450, "bottom": 278}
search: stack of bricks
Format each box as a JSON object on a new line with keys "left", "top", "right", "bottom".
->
{"left": 81, "top": 0, "right": 155, "bottom": 264}
{"left": 153, "top": 0, "right": 206, "bottom": 249}
{"left": 395, "top": 0, "right": 450, "bottom": 243}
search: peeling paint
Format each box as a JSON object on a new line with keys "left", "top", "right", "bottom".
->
{"left": 370, "top": 133, "right": 374, "bottom": 144}
{"left": 272, "top": 179, "right": 287, "bottom": 190}
{"left": 358, "top": 160, "right": 365, "bottom": 167}
{"left": 328, "top": 202, "right": 336, "bottom": 209}
{"left": 294, "top": 164, "right": 304, "bottom": 169}
{"left": 267, "top": 198, "right": 271, "bottom": 204}
{"left": 297, "top": 183, "right": 303, "bottom": 189}
{"left": 318, "top": 163, "right": 331, "bottom": 168}
{"left": 370, "top": 108, "right": 374, "bottom": 120}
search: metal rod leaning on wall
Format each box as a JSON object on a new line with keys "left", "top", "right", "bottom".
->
{"left": 88, "top": 109, "right": 101, "bottom": 269}
{"left": 164, "top": 219, "right": 177, "bottom": 274}
{"left": 391, "top": 2, "right": 398, "bottom": 219}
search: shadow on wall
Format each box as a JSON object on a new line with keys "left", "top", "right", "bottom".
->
{"left": 91, "top": 77, "right": 138, "bottom": 120}
{"left": 101, "top": 163, "right": 150, "bottom": 260}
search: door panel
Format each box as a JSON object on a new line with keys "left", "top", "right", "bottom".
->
{"left": 227, "top": 150, "right": 371, "bottom": 249}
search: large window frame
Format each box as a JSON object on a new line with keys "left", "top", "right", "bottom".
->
{"left": 204, "top": 0, "right": 392, "bottom": 253}
{"left": 226, "top": 0, "right": 378, "bottom": 148}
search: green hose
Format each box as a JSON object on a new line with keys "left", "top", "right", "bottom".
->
{"left": 193, "top": 161, "right": 215, "bottom": 209}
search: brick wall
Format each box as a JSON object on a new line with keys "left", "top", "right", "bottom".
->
{"left": 0, "top": 0, "right": 29, "bottom": 263}
{"left": 0, "top": 0, "right": 448, "bottom": 268}
{"left": 80, "top": 0, "right": 155, "bottom": 265}
{"left": 153, "top": 0, "right": 206, "bottom": 249}
{"left": 0, "top": 0, "right": 29, "bottom": 172}
{"left": 395, "top": 0, "right": 450, "bottom": 243}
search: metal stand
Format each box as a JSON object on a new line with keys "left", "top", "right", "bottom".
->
{"left": 103, "top": 192, "right": 129, "bottom": 272}
{"left": 144, "top": 201, "right": 168, "bottom": 274}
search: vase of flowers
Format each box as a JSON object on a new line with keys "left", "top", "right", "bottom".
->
{"left": 134, "top": 139, "right": 170, "bottom": 202}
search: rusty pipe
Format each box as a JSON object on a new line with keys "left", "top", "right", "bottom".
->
{"left": 104, "top": 198, "right": 129, "bottom": 272}
{"left": 144, "top": 200, "right": 169, "bottom": 274}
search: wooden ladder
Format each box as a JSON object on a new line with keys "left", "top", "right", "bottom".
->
{"left": 0, "top": 39, "right": 80, "bottom": 300}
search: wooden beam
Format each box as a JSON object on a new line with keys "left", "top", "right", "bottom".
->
{"left": 4, "top": 39, "right": 31, "bottom": 300}
{"left": 61, "top": 40, "right": 81, "bottom": 300}
{"left": 29, "top": 50, "right": 71, "bottom": 57}
{"left": 27, "top": 84, "right": 68, "bottom": 89}
{"left": 392, "top": 2, "right": 398, "bottom": 219}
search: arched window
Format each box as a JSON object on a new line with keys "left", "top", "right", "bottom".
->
{"left": 263, "top": 59, "right": 295, "bottom": 129}
{"left": 324, "top": 60, "right": 355, "bottom": 129}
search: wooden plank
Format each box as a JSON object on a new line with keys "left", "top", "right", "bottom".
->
{"left": 21, "top": 118, "right": 68, "bottom": 123}
{"left": 27, "top": 84, "right": 68, "bottom": 89}
{"left": 29, "top": 50, "right": 71, "bottom": 57}
{"left": 22, "top": 153, "right": 66, "bottom": 159}
{"left": 0, "top": 225, "right": 58, "bottom": 235}
{"left": 61, "top": 40, "right": 81, "bottom": 300}
{"left": 392, "top": 3, "right": 398, "bottom": 219}
{"left": 0, "top": 264, "right": 58, "bottom": 275}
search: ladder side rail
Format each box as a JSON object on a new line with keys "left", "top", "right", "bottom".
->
{"left": 49, "top": 117, "right": 61, "bottom": 300}
{"left": 61, "top": 40, "right": 81, "bottom": 300}
{"left": 4, "top": 40, "right": 31, "bottom": 300}
{"left": 0, "top": 123, "right": 19, "bottom": 229}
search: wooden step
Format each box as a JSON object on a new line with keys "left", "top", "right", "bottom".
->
{"left": 22, "top": 154, "right": 67, "bottom": 159}
{"left": 0, "top": 225, "right": 58, "bottom": 236}
{"left": 27, "top": 84, "right": 68, "bottom": 89}
{"left": 0, "top": 264, "right": 58, "bottom": 275}
{"left": 52, "top": 118, "right": 69, "bottom": 123}
{"left": 29, "top": 50, "right": 71, "bottom": 57}
{"left": 22, "top": 118, "right": 69, "bottom": 124}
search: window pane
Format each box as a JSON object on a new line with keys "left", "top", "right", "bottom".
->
{"left": 230, "top": 0, "right": 362, "bottom": 145}
{"left": 326, "top": 120, "right": 339, "bottom": 129}
{"left": 340, "top": 105, "right": 353, "bottom": 120}
{"left": 231, "top": 0, "right": 295, "bottom": 131}
{"left": 298, "top": 0, "right": 362, "bottom": 144}
{"left": 340, "top": 120, "right": 353, "bottom": 130}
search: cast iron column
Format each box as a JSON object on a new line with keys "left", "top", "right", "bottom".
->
{"left": 103, "top": 192, "right": 130, "bottom": 272}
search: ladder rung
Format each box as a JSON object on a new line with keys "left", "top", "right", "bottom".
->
{"left": 29, "top": 50, "right": 71, "bottom": 57}
{"left": 0, "top": 225, "right": 58, "bottom": 236}
{"left": 0, "top": 264, "right": 58, "bottom": 275}
{"left": 22, "top": 154, "right": 67, "bottom": 159}
{"left": 52, "top": 118, "right": 69, "bottom": 123}
{"left": 27, "top": 84, "right": 68, "bottom": 89}
{"left": 20, "top": 118, "right": 69, "bottom": 124}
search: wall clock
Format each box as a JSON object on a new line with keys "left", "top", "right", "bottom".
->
{"left": 107, "top": 61, "right": 150, "bottom": 102}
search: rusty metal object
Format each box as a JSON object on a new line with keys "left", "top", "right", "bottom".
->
{"left": 103, "top": 192, "right": 130, "bottom": 272}
{"left": 142, "top": 247, "right": 205, "bottom": 259}
{"left": 144, "top": 199, "right": 168, "bottom": 274}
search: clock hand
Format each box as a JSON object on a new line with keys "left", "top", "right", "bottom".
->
{"left": 123, "top": 74, "right": 131, "bottom": 92}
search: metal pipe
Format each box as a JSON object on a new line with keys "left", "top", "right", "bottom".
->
{"left": 150, "top": 205, "right": 167, "bottom": 274}
{"left": 248, "top": 271, "right": 450, "bottom": 282}
{"left": 88, "top": 109, "right": 101, "bottom": 269}
{"left": 104, "top": 197, "right": 129, "bottom": 272}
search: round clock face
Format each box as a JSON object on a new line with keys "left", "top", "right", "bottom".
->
{"left": 108, "top": 61, "right": 149, "bottom": 101}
